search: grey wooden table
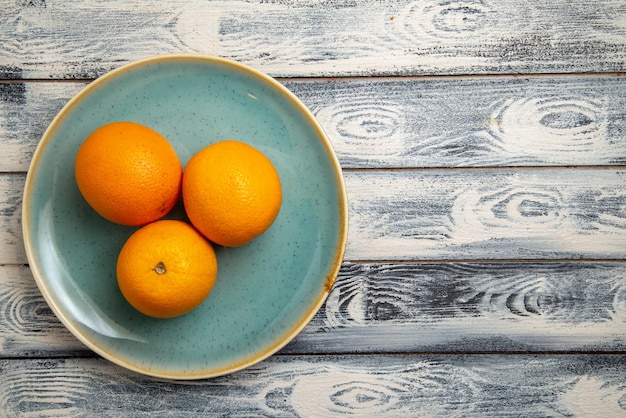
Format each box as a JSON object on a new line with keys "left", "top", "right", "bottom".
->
{"left": 2, "top": 1, "right": 626, "bottom": 416}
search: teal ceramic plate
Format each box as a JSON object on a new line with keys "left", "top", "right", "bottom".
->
{"left": 22, "top": 55, "right": 347, "bottom": 379}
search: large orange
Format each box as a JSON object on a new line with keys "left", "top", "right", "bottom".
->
{"left": 182, "top": 140, "right": 282, "bottom": 247}
{"left": 116, "top": 220, "right": 218, "bottom": 318}
{"left": 75, "top": 121, "right": 182, "bottom": 226}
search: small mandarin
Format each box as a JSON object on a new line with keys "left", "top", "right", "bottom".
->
{"left": 182, "top": 140, "right": 282, "bottom": 247}
{"left": 75, "top": 121, "right": 182, "bottom": 226}
{"left": 116, "top": 220, "right": 218, "bottom": 318}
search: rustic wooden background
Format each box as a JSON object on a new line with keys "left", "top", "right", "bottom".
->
{"left": 2, "top": 0, "right": 626, "bottom": 416}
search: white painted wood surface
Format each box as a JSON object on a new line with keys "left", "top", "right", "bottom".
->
{"left": 2, "top": 355, "right": 626, "bottom": 417}
{"left": 3, "top": 262, "right": 626, "bottom": 357}
{"left": 1, "top": 0, "right": 626, "bottom": 416}
{"left": 1, "top": 0, "right": 626, "bottom": 78}
{"left": 3, "top": 76, "right": 626, "bottom": 172}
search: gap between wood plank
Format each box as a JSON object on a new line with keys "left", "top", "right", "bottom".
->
{"left": 8, "top": 165, "right": 626, "bottom": 177}
{"left": 6, "top": 256, "right": 626, "bottom": 268}
{"left": 5, "top": 258, "right": 626, "bottom": 269}
{"left": 343, "top": 258, "right": 626, "bottom": 264}
{"left": 4, "top": 350, "right": 626, "bottom": 362}
{"left": 341, "top": 165, "right": 626, "bottom": 173}
{"left": 1, "top": 71, "right": 625, "bottom": 84}
{"left": 280, "top": 71, "right": 626, "bottom": 83}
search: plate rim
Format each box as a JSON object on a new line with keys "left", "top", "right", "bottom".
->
{"left": 22, "top": 54, "right": 348, "bottom": 379}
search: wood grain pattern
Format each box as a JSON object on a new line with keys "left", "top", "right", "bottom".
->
{"left": 0, "top": 81, "right": 85, "bottom": 172}
{"left": 0, "top": 265, "right": 81, "bottom": 357}
{"left": 5, "top": 168, "right": 626, "bottom": 264}
{"left": 296, "top": 76, "right": 626, "bottom": 168}
{"left": 1, "top": 0, "right": 626, "bottom": 79}
{"left": 1, "top": 355, "right": 626, "bottom": 416}
{"left": 346, "top": 168, "right": 626, "bottom": 260}
{"left": 4, "top": 0, "right": 626, "bottom": 414}
{"left": 3, "top": 262, "right": 625, "bottom": 357}
{"left": 0, "top": 175, "right": 25, "bottom": 265}
{"left": 3, "top": 76, "right": 626, "bottom": 172}
{"left": 288, "top": 262, "right": 626, "bottom": 353}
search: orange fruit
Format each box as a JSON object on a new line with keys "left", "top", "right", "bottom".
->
{"left": 116, "top": 220, "right": 218, "bottom": 318}
{"left": 182, "top": 140, "right": 282, "bottom": 247}
{"left": 75, "top": 121, "right": 182, "bottom": 226}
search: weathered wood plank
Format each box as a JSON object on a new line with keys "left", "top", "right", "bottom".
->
{"left": 0, "top": 81, "right": 85, "bottom": 172}
{"left": 0, "top": 174, "right": 25, "bottom": 265}
{"left": 5, "top": 168, "right": 626, "bottom": 264}
{"left": 0, "top": 265, "right": 82, "bottom": 357}
{"left": 346, "top": 168, "right": 626, "bottom": 260}
{"left": 3, "top": 76, "right": 626, "bottom": 172}
{"left": 3, "top": 262, "right": 626, "bottom": 357}
{"left": 301, "top": 76, "right": 626, "bottom": 168}
{"left": 1, "top": 354, "right": 626, "bottom": 416}
{"left": 1, "top": 0, "right": 626, "bottom": 79}
{"left": 288, "top": 262, "right": 626, "bottom": 353}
